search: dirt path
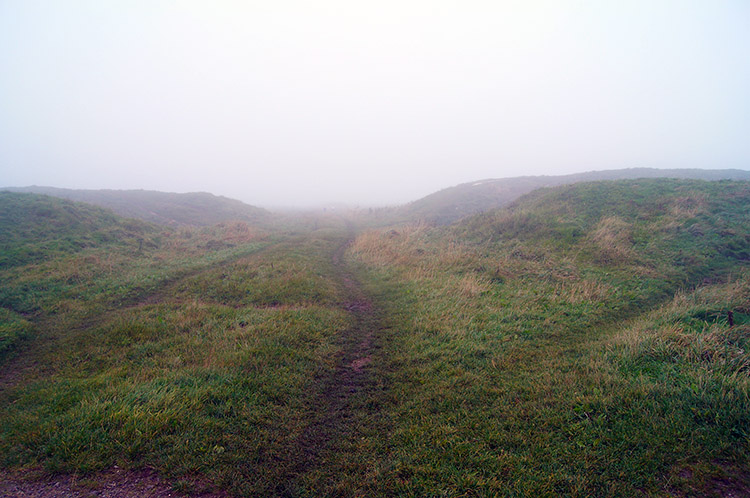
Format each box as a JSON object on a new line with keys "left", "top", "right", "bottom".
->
{"left": 0, "top": 467, "right": 228, "bottom": 498}
{"left": 276, "top": 236, "right": 388, "bottom": 496}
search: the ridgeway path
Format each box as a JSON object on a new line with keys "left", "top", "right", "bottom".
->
{"left": 277, "top": 236, "right": 389, "bottom": 496}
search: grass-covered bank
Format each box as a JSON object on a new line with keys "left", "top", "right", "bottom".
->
{"left": 0, "top": 193, "right": 374, "bottom": 495}
{"left": 348, "top": 179, "right": 750, "bottom": 496}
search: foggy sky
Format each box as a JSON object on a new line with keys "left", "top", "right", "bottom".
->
{"left": 1, "top": 1, "right": 749, "bottom": 208}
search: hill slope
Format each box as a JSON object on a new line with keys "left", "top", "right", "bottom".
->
{"left": 1, "top": 186, "right": 269, "bottom": 227}
{"left": 351, "top": 178, "right": 750, "bottom": 496}
{"left": 0, "top": 191, "right": 266, "bottom": 357}
{"left": 0, "top": 191, "right": 159, "bottom": 269}
{"left": 401, "top": 167, "right": 750, "bottom": 224}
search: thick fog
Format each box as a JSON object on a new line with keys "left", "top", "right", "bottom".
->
{"left": 1, "top": 1, "right": 749, "bottom": 208}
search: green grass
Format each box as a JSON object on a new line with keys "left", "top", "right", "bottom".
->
{"left": 0, "top": 193, "right": 357, "bottom": 495}
{"left": 0, "top": 191, "right": 160, "bottom": 269}
{"left": 0, "top": 227, "right": 356, "bottom": 494}
{"left": 0, "top": 308, "right": 33, "bottom": 362}
{"left": 348, "top": 179, "right": 750, "bottom": 496}
{"left": 2, "top": 302, "right": 348, "bottom": 494}
{"left": 2, "top": 181, "right": 750, "bottom": 497}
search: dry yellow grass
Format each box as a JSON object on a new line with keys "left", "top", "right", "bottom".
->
{"left": 455, "top": 274, "right": 490, "bottom": 298}
{"left": 557, "top": 278, "right": 614, "bottom": 305}
{"left": 217, "top": 221, "right": 264, "bottom": 244}
{"left": 668, "top": 194, "right": 708, "bottom": 218}
{"left": 588, "top": 216, "right": 634, "bottom": 263}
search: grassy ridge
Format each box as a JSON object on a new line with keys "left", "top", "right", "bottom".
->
{"left": 0, "top": 194, "right": 358, "bottom": 495}
{"left": 349, "top": 179, "right": 750, "bottom": 496}
{"left": 2, "top": 187, "right": 270, "bottom": 227}
{"left": 400, "top": 168, "right": 750, "bottom": 224}
{"left": 0, "top": 191, "right": 159, "bottom": 269}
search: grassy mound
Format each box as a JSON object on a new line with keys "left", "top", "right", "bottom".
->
{"left": 0, "top": 192, "right": 159, "bottom": 269}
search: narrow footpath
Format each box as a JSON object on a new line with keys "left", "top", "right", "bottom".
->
{"left": 278, "top": 236, "right": 389, "bottom": 497}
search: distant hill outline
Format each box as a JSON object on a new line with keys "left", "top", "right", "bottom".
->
{"left": 0, "top": 186, "right": 269, "bottom": 227}
{"left": 399, "top": 167, "right": 750, "bottom": 224}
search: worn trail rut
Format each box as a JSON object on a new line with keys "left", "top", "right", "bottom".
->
{"left": 277, "top": 238, "right": 388, "bottom": 496}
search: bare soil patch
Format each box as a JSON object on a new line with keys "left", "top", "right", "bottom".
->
{"left": 0, "top": 467, "right": 228, "bottom": 498}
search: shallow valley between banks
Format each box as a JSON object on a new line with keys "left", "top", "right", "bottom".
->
{"left": 1, "top": 180, "right": 750, "bottom": 497}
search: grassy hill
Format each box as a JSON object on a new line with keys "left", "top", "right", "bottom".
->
{"left": 0, "top": 192, "right": 267, "bottom": 357}
{"left": 2, "top": 179, "right": 750, "bottom": 496}
{"left": 350, "top": 178, "right": 750, "bottom": 496}
{"left": 0, "top": 191, "right": 160, "bottom": 269}
{"left": 1, "top": 186, "right": 270, "bottom": 227}
{"left": 399, "top": 167, "right": 750, "bottom": 224}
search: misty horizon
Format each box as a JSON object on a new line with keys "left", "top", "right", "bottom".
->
{"left": 2, "top": 2, "right": 749, "bottom": 207}
{"left": 6, "top": 166, "right": 750, "bottom": 214}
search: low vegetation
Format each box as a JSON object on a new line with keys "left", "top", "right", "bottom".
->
{"left": 349, "top": 179, "right": 750, "bottom": 496}
{"left": 0, "top": 193, "right": 355, "bottom": 495}
{"left": 1, "top": 179, "right": 750, "bottom": 497}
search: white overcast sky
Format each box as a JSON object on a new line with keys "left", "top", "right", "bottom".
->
{"left": 1, "top": 1, "right": 749, "bottom": 207}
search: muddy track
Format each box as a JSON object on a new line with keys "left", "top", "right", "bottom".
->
{"left": 278, "top": 236, "right": 387, "bottom": 496}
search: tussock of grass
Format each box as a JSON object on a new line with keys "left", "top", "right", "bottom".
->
{"left": 588, "top": 216, "right": 635, "bottom": 263}
{"left": 0, "top": 309, "right": 33, "bottom": 361}
{"left": 557, "top": 278, "right": 614, "bottom": 305}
